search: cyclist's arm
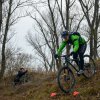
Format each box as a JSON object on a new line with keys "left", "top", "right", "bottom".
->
{"left": 73, "top": 40, "right": 79, "bottom": 53}
{"left": 18, "top": 70, "right": 27, "bottom": 77}
{"left": 71, "top": 35, "right": 80, "bottom": 53}
{"left": 57, "top": 41, "right": 67, "bottom": 56}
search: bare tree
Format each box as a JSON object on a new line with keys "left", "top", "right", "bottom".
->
{"left": 26, "top": 32, "right": 52, "bottom": 72}
{"left": 5, "top": 46, "right": 20, "bottom": 76}
{"left": 79, "top": 0, "right": 100, "bottom": 59}
{"left": 5, "top": 48, "right": 33, "bottom": 76}
{"left": 27, "top": 0, "right": 87, "bottom": 71}
{"left": 0, "top": 0, "right": 7, "bottom": 32}
{"left": 0, "top": 0, "right": 28, "bottom": 80}
{"left": 47, "top": 0, "right": 61, "bottom": 70}
{"left": 0, "top": 0, "right": 2, "bottom": 32}
{"left": 0, "top": 0, "right": 13, "bottom": 80}
{"left": 27, "top": 0, "right": 61, "bottom": 70}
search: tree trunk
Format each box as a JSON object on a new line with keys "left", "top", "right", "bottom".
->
{"left": 0, "top": 0, "right": 2, "bottom": 32}
{"left": 48, "top": 0, "right": 62, "bottom": 70}
{"left": 79, "top": 0, "right": 100, "bottom": 59}
{"left": 93, "top": 29, "right": 97, "bottom": 59}
{"left": 0, "top": 0, "right": 13, "bottom": 80}
{"left": 90, "top": 29, "right": 93, "bottom": 58}
{"left": 65, "top": 0, "right": 70, "bottom": 54}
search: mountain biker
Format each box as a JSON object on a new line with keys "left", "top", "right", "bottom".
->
{"left": 14, "top": 68, "right": 28, "bottom": 85}
{"left": 55, "top": 31, "right": 87, "bottom": 74}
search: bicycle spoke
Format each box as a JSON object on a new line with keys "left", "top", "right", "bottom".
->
{"left": 58, "top": 67, "right": 75, "bottom": 93}
{"left": 83, "top": 55, "right": 96, "bottom": 78}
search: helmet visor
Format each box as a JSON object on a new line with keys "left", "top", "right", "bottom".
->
{"left": 62, "top": 35, "right": 67, "bottom": 39}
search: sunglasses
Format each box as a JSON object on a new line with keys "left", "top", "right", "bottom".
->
{"left": 62, "top": 35, "right": 68, "bottom": 39}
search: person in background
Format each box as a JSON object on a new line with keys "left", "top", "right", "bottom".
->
{"left": 14, "top": 68, "right": 28, "bottom": 85}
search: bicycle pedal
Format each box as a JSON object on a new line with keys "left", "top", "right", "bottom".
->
{"left": 66, "top": 77, "right": 70, "bottom": 80}
{"left": 77, "top": 74, "right": 81, "bottom": 77}
{"left": 95, "top": 70, "right": 97, "bottom": 73}
{"left": 64, "top": 76, "right": 70, "bottom": 81}
{"left": 75, "top": 72, "right": 81, "bottom": 76}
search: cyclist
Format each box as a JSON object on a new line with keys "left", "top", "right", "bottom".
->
{"left": 14, "top": 68, "right": 28, "bottom": 85}
{"left": 55, "top": 31, "right": 87, "bottom": 74}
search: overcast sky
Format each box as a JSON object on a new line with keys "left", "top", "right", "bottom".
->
{"left": 9, "top": 0, "right": 47, "bottom": 55}
{"left": 11, "top": 16, "right": 34, "bottom": 54}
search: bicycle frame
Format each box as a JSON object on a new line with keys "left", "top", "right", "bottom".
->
{"left": 61, "top": 55, "right": 79, "bottom": 73}
{"left": 57, "top": 54, "right": 96, "bottom": 93}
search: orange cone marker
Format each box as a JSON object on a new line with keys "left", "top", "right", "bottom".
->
{"left": 73, "top": 91, "right": 79, "bottom": 96}
{"left": 50, "top": 92, "right": 57, "bottom": 97}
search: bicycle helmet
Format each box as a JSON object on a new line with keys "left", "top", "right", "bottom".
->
{"left": 61, "top": 31, "right": 69, "bottom": 38}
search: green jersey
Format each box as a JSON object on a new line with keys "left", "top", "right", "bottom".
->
{"left": 57, "top": 34, "right": 86, "bottom": 55}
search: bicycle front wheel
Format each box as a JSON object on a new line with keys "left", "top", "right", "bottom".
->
{"left": 83, "top": 55, "right": 96, "bottom": 78}
{"left": 57, "top": 66, "right": 75, "bottom": 93}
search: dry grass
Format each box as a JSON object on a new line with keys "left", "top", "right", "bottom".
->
{"left": 0, "top": 61, "right": 100, "bottom": 100}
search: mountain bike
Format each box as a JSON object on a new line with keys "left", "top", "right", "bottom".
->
{"left": 56, "top": 54, "right": 96, "bottom": 93}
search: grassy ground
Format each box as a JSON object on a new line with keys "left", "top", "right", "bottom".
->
{"left": 0, "top": 60, "right": 100, "bottom": 100}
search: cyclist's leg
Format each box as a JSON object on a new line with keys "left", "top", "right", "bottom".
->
{"left": 78, "top": 44, "right": 87, "bottom": 70}
{"left": 73, "top": 52, "right": 79, "bottom": 66}
{"left": 79, "top": 53, "right": 84, "bottom": 70}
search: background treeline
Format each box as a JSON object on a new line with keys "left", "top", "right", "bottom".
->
{"left": 0, "top": 0, "right": 100, "bottom": 79}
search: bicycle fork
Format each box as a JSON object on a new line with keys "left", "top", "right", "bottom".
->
{"left": 63, "top": 67, "right": 70, "bottom": 81}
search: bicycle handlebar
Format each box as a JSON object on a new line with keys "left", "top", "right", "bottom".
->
{"left": 60, "top": 53, "right": 72, "bottom": 58}
{"left": 53, "top": 48, "right": 72, "bottom": 60}
{"left": 54, "top": 53, "right": 72, "bottom": 60}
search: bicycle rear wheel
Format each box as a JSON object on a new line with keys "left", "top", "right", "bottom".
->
{"left": 83, "top": 55, "right": 96, "bottom": 78}
{"left": 57, "top": 66, "right": 75, "bottom": 93}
